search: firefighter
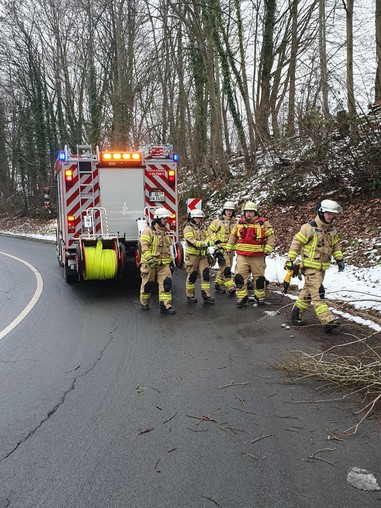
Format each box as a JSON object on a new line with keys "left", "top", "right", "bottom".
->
{"left": 208, "top": 200, "right": 237, "bottom": 296}
{"left": 285, "top": 199, "right": 345, "bottom": 332}
{"left": 183, "top": 209, "right": 215, "bottom": 304}
{"left": 139, "top": 207, "right": 175, "bottom": 314}
{"left": 227, "top": 201, "right": 275, "bottom": 307}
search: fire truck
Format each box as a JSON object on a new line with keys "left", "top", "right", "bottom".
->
{"left": 54, "top": 143, "right": 183, "bottom": 283}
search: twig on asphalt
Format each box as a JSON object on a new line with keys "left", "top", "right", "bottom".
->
{"left": 218, "top": 380, "right": 248, "bottom": 389}
{"left": 138, "top": 428, "right": 154, "bottom": 435}
{"left": 219, "top": 422, "right": 246, "bottom": 434}
{"left": 186, "top": 414, "right": 217, "bottom": 425}
{"left": 163, "top": 412, "right": 177, "bottom": 424}
{"left": 202, "top": 495, "right": 222, "bottom": 507}
{"left": 241, "top": 451, "right": 259, "bottom": 460}
{"left": 251, "top": 433, "right": 275, "bottom": 444}
{"left": 305, "top": 447, "right": 337, "bottom": 465}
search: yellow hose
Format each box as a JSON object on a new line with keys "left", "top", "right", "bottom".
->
{"left": 83, "top": 240, "right": 118, "bottom": 280}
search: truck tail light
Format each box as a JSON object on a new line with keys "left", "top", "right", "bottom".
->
{"left": 65, "top": 169, "right": 74, "bottom": 188}
{"left": 68, "top": 215, "right": 75, "bottom": 233}
{"left": 168, "top": 170, "right": 175, "bottom": 185}
{"left": 169, "top": 214, "right": 176, "bottom": 229}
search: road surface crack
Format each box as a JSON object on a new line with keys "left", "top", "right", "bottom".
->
{"left": 0, "top": 333, "right": 115, "bottom": 462}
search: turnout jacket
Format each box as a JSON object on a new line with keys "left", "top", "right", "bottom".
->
{"left": 208, "top": 215, "right": 236, "bottom": 248}
{"left": 140, "top": 222, "right": 172, "bottom": 265}
{"left": 183, "top": 221, "right": 209, "bottom": 256}
{"left": 287, "top": 215, "right": 343, "bottom": 271}
{"left": 227, "top": 217, "right": 275, "bottom": 256}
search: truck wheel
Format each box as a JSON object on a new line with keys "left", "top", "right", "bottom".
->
{"left": 76, "top": 245, "right": 83, "bottom": 280}
{"left": 118, "top": 243, "right": 128, "bottom": 278}
{"left": 135, "top": 242, "right": 142, "bottom": 269}
{"left": 56, "top": 229, "right": 64, "bottom": 267}
{"left": 64, "top": 260, "right": 78, "bottom": 284}
{"left": 175, "top": 242, "right": 184, "bottom": 268}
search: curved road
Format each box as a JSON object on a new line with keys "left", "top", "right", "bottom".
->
{"left": 0, "top": 236, "right": 380, "bottom": 507}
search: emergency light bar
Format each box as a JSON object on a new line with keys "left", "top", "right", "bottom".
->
{"left": 101, "top": 152, "right": 141, "bottom": 161}
{"left": 100, "top": 151, "right": 142, "bottom": 167}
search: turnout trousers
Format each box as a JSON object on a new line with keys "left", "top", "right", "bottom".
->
{"left": 184, "top": 254, "right": 211, "bottom": 298}
{"left": 295, "top": 268, "right": 334, "bottom": 325}
{"left": 235, "top": 255, "right": 266, "bottom": 303}
{"left": 215, "top": 252, "right": 236, "bottom": 293}
{"left": 140, "top": 263, "right": 172, "bottom": 309}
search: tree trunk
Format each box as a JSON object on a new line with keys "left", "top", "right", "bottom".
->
{"left": 319, "top": 0, "right": 330, "bottom": 119}
{"left": 375, "top": 0, "right": 381, "bottom": 102}
{"left": 256, "top": 0, "right": 276, "bottom": 145}
{"left": 344, "top": 0, "right": 356, "bottom": 122}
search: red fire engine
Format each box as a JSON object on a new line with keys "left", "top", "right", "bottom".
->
{"left": 54, "top": 144, "right": 181, "bottom": 283}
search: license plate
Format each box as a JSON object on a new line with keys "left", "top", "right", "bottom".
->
{"left": 150, "top": 191, "right": 165, "bottom": 202}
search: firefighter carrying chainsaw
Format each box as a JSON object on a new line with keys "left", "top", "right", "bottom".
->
{"left": 227, "top": 201, "right": 275, "bottom": 308}
{"left": 285, "top": 199, "right": 345, "bottom": 333}
{"left": 207, "top": 200, "right": 237, "bottom": 296}
{"left": 139, "top": 208, "right": 176, "bottom": 314}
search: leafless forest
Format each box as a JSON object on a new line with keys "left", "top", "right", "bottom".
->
{"left": 0, "top": 0, "right": 380, "bottom": 212}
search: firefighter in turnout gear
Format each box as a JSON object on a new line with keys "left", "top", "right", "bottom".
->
{"left": 208, "top": 201, "right": 237, "bottom": 296}
{"left": 285, "top": 199, "right": 344, "bottom": 332}
{"left": 139, "top": 208, "right": 175, "bottom": 314}
{"left": 227, "top": 201, "right": 275, "bottom": 307}
{"left": 183, "top": 209, "right": 215, "bottom": 304}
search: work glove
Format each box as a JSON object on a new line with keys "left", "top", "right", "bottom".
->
{"left": 284, "top": 260, "right": 295, "bottom": 271}
{"left": 147, "top": 257, "right": 157, "bottom": 268}
{"left": 337, "top": 260, "right": 345, "bottom": 272}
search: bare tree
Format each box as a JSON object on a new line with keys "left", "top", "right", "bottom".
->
{"left": 376, "top": 0, "right": 381, "bottom": 102}
{"left": 343, "top": 0, "right": 356, "bottom": 121}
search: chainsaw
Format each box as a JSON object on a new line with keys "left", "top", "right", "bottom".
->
{"left": 283, "top": 260, "right": 301, "bottom": 293}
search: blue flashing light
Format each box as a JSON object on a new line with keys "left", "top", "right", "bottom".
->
{"left": 172, "top": 153, "right": 179, "bottom": 162}
{"left": 59, "top": 151, "right": 66, "bottom": 161}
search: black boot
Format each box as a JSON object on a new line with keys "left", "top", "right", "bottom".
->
{"left": 215, "top": 284, "right": 226, "bottom": 294}
{"left": 228, "top": 288, "right": 236, "bottom": 297}
{"left": 160, "top": 303, "right": 176, "bottom": 314}
{"left": 291, "top": 307, "right": 302, "bottom": 325}
{"left": 141, "top": 304, "right": 150, "bottom": 311}
{"left": 236, "top": 296, "right": 248, "bottom": 308}
{"left": 324, "top": 318, "right": 340, "bottom": 333}
{"left": 202, "top": 292, "right": 215, "bottom": 304}
{"left": 187, "top": 296, "right": 198, "bottom": 303}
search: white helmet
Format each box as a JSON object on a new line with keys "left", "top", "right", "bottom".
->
{"left": 154, "top": 207, "right": 171, "bottom": 219}
{"left": 223, "top": 201, "right": 235, "bottom": 210}
{"left": 319, "top": 199, "right": 342, "bottom": 214}
{"left": 243, "top": 201, "right": 257, "bottom": 212}
{"left": 190, "top": 209, "right": 205, "bottom": 218}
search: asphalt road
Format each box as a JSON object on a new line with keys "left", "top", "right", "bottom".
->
{"left": 0, "top": 236, "right": 380, "bottom": 508}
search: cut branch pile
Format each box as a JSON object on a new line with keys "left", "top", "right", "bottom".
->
{"left": 278, "top": 335, "right": 381, "bottom": 435}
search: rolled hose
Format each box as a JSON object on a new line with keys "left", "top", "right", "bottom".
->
{"left": 83, "top": 240, "right": 118, "bottom": 280}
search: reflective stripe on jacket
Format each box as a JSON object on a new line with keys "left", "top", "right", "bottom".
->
{"left": 287, "top": 215, "right": 343, "bottom": 270}
{"left": 183, "top": 222, "right": 208, "bottom": 256}
{"left": 227, "top": 219, "right": 275, "bottom": 257}
{"left": 140, "top": 223, "right": 172, "bottom": 264}
{"left": 208, "top": 215, "right": 236, "bottom": 248}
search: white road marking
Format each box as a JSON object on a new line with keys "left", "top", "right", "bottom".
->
{"left": 0, "top": 252, "right": 43, "bottom": 341}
